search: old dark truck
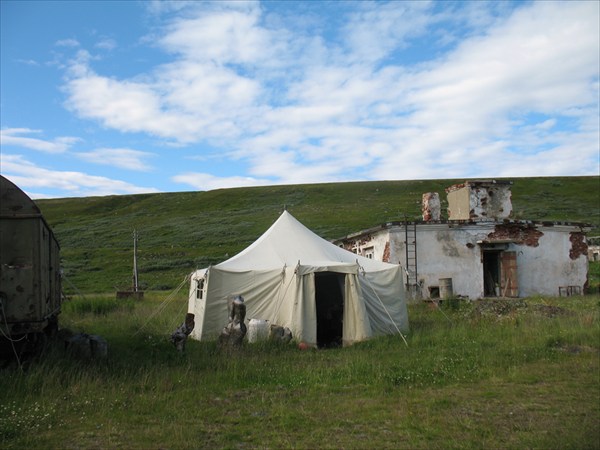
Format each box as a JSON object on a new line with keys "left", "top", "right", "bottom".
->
{"left": 0, "top": 175, "right": 62, "bottom": 356}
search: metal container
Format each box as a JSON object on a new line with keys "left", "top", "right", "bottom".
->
{"left": 0, "top": 175, "right": 62, "bottom": 351}
{"left": 439, "top": 278, "right": 453, "bottom": 299}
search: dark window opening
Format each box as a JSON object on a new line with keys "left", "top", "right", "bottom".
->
{"left": 315, "top": 272, "right": 344, "bottom": 348}
{"left": 196, "top": 279, "right": 205, "bottom": 300}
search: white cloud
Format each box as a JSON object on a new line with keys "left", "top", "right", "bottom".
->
{"left": 63, "top": 57, "right": 260, "bottom": 144}
{"left": 1, "top": 154, "right": 159, "bottom": 198}
{"left": 0, "top": 128, "right": 80, "bottom": 153}
{"left": 17, "top": 59, "right": 40, "bottom": 66}
{"left": 157, "top": 59, "right": 262, "bottom": 125}
{"left": 341, "top": 1, "right": 433, "bottom": 64}
{"left": 55, "top": 38, "right": 80, "bottom": 47}
{"left": 76, "top": 148, "right": 155, "bottom": 171}
{"left": 158, "top": 3, "right": 271, "bottom": 64}
{"left": 95, "top": 38, "right": 117, "bottom": 51}
{"left": 64, "top": 71, "right": 178, "bottom": 135}
{"left": 145, "top": 0, "right": 196, "bottom": 16}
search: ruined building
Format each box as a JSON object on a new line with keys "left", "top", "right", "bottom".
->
{"left": 334, "top": 180, "right": 590, "bottom": 301}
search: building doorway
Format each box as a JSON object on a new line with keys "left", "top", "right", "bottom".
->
{"left": 483, "top": 250, "right": 501, "bottom": 296}
{"left": 483, "top": 249, "right": 519, "bottom": 297}
{"left": 315, "top": 272, "right": 344, "bottom": 348}
{"left": 500, "top": 251, "right": 518, "bottom": 297}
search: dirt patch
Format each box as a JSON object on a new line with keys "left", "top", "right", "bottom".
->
{"left": 472, "top": 298, "right": 528, "bottom": 317}
{"left": 471, "top": 299, "right": 575, "bottom": 320}
{"left": 556, "top": 344, "right": 598, "bottom": 354}
{"left": 530, "top": 304, "right": 573, "bottom": 318}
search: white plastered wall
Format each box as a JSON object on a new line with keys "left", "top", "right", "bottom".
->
{"left": 344, "top": 223, "right": 588, "bottom": 300}
{"left": 515, "top": 226, "right": 588, "bottom": 297}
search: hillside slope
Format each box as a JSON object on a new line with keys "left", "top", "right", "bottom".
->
{"left": 36, "top": 176, "right": 599, "bottom": 293}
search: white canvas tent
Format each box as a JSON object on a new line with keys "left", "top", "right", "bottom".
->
{"left": 187, "top": 211, "right": 408, "bottom": 347}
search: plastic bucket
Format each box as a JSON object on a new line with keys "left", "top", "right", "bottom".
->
{"left": 247, "top": 319, "right": 269, "bottom": 343}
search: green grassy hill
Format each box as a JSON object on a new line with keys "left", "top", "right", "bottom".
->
{"left": 36, "top": 176, "right": 599, "bottom": 293}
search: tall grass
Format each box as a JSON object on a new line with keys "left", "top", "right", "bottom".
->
{"left": 1, "top": 292, "right": 598, "bottom": 449}
{"left": 62, "top": 296, "right": 136, "bottom": 316}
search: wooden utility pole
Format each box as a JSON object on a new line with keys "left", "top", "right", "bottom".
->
{"left": 132, "top": 229, "right": 139, "bottom": 292}
{"left": 118, "top": 229, "right": 144, "bottom": 299}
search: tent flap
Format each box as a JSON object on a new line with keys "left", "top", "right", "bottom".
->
{"left": 342, "top": 273, "right": 372, "bottom": 345}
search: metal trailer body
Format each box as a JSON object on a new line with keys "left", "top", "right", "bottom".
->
{"left": 0, "top": 175, "right": 61, "bottom": 347}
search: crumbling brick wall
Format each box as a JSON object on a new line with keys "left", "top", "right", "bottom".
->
{"left": 446, "top": 181, "right": 512, "bottom": 220}
{"left": 487, "top": 224, "right": 543, "bottom": 247}
{"left": 339, "top": 234, "right": 375, "bottom": 255}
{"left": 422, "top": 192, "right": 441, "bottom": 221}
{"left": 382, "top": 241, "right": 391, "bottom": 263}
{"left": 569, "top": 232, "right": 588, "bottom": 260}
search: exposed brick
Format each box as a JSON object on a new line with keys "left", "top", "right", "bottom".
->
{"left": 487, "top": 224, "right": 544, "bottom": 247}
{"left": 382, "top": 241, "right": 391, "bottom": 263}
{"left": 569, "top": 232, "right": 588, "bottom": 260}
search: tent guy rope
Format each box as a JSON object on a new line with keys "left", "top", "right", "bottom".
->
{"left": 133, "top": 273, "right": 190, "bottom": 336}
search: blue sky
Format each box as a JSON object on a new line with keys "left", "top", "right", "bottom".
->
{"left": 1, "top": 0, "right": 598, "bottom": 199}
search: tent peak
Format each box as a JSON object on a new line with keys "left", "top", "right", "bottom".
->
{"left": 214, "top": 208, "right": 395, "bottom": 272}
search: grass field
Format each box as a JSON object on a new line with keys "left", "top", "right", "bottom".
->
{"left": 1, "top": 291, "right": 598, "bottom": 449}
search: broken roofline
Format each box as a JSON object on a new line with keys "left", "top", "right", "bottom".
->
{"left": 445, "top": 179, "right": 513, "bottom": 193}
{"left": 332, "top": 218, "right": 593, "bottom": 243}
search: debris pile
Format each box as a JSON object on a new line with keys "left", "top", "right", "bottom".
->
{"left": 65, "top": 332, "right": 108, "bottom": 359}
{"left": 472, "top": 298, "right": 528, "bottom": 317}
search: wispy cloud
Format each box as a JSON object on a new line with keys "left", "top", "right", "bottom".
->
{"left": 1, "top": 154, "right": 159, "bottom": 198}
{"left": 95, "top": 37, "right": 117, "bottom": 51}
{"left": 76, "top": 148, "right": 155, "bottom": 171}
{"left": 0, "top": 128, "right": 80, "bottom": 153}
{"left": 145, "top": 0, "right": 195, "bottom": 16}
{"left": 55, "top": 38, "right": 80, "bottom": 47}
{"left": 17, "top": 59, "right": 40, "bottom": 66}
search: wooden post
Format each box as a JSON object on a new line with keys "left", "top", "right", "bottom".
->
{"left": 117, "top": 230, "right": 144, "bottom": 300}
{"left": 132, "top": 229, "right": 139, "bottom": 292}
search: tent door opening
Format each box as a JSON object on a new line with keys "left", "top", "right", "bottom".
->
{"left": 315, "top": 272, "right": 345, "bottom": 348}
